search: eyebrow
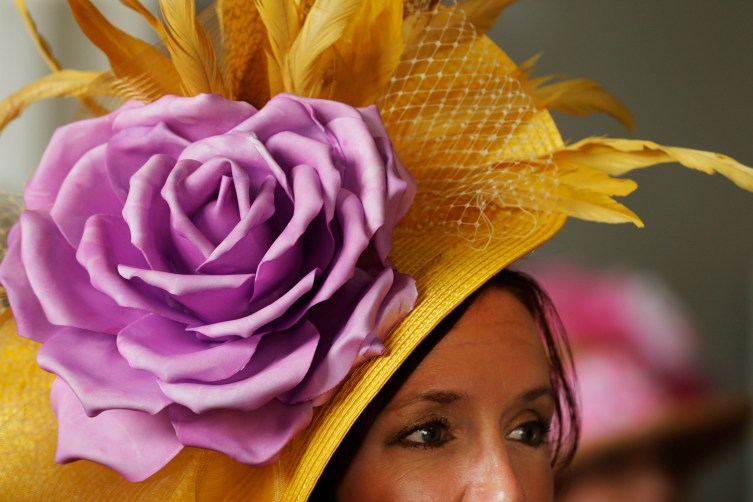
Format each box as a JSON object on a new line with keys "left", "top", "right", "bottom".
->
{"left": 387, "top": 390, "right": 467, "bottom": 412}
{"left": 388, "top": 385, "right": 556, "bottom": 413}
{"left": 517, "top": 385, "right": 556, "bottom": 405}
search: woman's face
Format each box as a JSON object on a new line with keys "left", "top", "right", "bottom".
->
{"left": 337, "top": 286, "right": 556, "bottom": 502}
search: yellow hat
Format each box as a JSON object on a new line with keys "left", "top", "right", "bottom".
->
{"left": 2, "top": 1, "right": 753, "bottom": 500}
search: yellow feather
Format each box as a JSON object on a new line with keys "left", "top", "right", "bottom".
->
{"left": 159, "top": 0, "right": 229, "bottom": 96}
{"left": 12, "top": 0, "right": 107, "bottom": 116}
{"left": 327, "top": 0, "right": 404, "bottom": 106}
{"left": 69, "top": 0, "right": 157, "bottom": 69}
{"left": 119, "top": 0, "right": 165, "bottom": 35}
{"left": 456, "top": 0, "right": 518, "bottom": 34}
{"left": 560, "top": 137, "right": 753, "bottom": 192}
{"left": 556, "top": 163, "right": 642, "bottom": 224}
{"left": 531, "top": 78, "right": 635, "bottom": 131}
{"left": 559, "top": 164, "right": 638, "bottom": 197}
{"left": 516, "top": 56, "right": 635, "bottom": 131}
{"left": 287, "top": 0, "right": 364, "bottom": 96}
{"left": 556, "top": 181, "right": 643, "bottom": 226}
{"left": 219, "top": 0, "right": 270, "bottom": 106}
{"left": 12, "top": 0, "right": 62, "bottom": 72}
{"left": 0, "top": 70, "right": 109, "bottom": 133}
{"left": 68, "top": 0, "right": 184, "bottom": 100}
{"left": 255, "top": 0, "right": 305, "bottom": 95}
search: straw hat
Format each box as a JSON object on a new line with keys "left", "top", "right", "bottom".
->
{"left": 1, "top": 1, "right": 752, "bottom": 500}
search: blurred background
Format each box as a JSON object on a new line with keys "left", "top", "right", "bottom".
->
{"left": 1, "top": 0, "right": 751, "bottom": 500}
{"left": 493, "top": 1, "right": 753, "bottom": 500}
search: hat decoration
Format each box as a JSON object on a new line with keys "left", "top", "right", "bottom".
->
{"left": 1, "top": 0, "right": 753, "bottom": 499}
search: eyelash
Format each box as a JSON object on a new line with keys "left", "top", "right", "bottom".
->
{"left": 507, "top": 416, "right": 551, "bottom": 448}
{"left": 391, "top": 415, "right": 551, "bottom": 451}
{"left": 393, "top": 417, "right": 454, "bottom": 450}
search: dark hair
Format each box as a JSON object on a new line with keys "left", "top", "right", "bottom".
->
{"left": 310, "top": 268, "right": 580, "bottom": 500}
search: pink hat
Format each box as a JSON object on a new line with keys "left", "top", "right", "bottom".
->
{"left": 527, "top": 259, "right": 750, "bottom": 472}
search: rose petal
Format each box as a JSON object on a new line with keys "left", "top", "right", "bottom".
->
{"left": 252, "top": 164, "right": 325, "bottom": 302}
{"left": 191, "top": 268, "right": 318, "bottom": 339}
{"left": 49, "top": 144, "right": 123, "bottom": 247}
{"left": 116, "top": 267, "right": 255, "bottom": 324}
{"left": 178, "top": 131, "right": 293, "bottom": 197}
{"left": 107, "top": 122, "right": 189, "bottom": 202}
{"left": 24, "top": 111, "right": 120, "bottom": 211}
{"left": 51, "top": 378, "right": 182, "bottom": 482}
{"left": 352, "top": 271, "right": 417, "bottom": 366}
{"left": 39, "top": 327, "right": 171, "bottom": 415}
{"left": 170, "top": 399, "right": 312, "bottom": 465}
{"left": 370, "top": 134, "right": 416, "bottom": 261}
{"left": 0, "top": 225, "right": 61, "bottom": 342}
{"left": 21, "top": 211, "right": 142, "bottom": 334}
{"left": 167, "top": 157, "right": 233, "bottom": 216}
{"left": 327, "top": 116, "right": 388, "bottom": 229}
{"left": 264, "top": 131, "right": 342, "bottom": 220}
{"left": 198, "top": 176, "right": 277, "bottom": 275}
{"left": 327, "top": 110, "right": 416, "bottom": 261}
{"left": 306, "top": 191, "right": 369, "bottom": 306}
{"left": 237, "top": 94, "right": 329, "bottom": 147}
{"left": 192, "top": 174, "right": 241, "bottom": 245}
{"left": 117, "top": 314, "right": 261, "bottom": 383}
{"left": 359, "top": 106, "right": 416, "bottom": 219}
{"left": 282, "top": 268, "right": 417, "bottom": 404}
{"left": 113, "top": 94, "right": 256, "bottom": 142}
{"left": 163, "top": 159, "right": 216, "bottom": 261}
{"left": 159, "top": 320, "right": 319, "bottom": 413}
{"left": 77, "top": 214, "right": 196, "bottom": 325}
{"left": 299, "top": 95, "right": 362, "bottom": 124}
{"left": 122, "top": 153, "right": 178, "bottom": 272}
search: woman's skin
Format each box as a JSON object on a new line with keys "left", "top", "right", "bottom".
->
{"left": 337, "top": 286, "right": 556, "bottom": 502}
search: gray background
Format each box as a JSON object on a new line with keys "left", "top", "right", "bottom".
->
{"left": 1, "top": 0, "right": 751, "bottom": 500}
{"left": 493, "top": 1, "right": 753, "bottom": 500}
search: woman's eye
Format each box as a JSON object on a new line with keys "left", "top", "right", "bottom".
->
{"left": 399, "top": 420, "right": 452, "bottom": 449}
{"left": 506, "top": 419, "right": 550, "bottom": 448}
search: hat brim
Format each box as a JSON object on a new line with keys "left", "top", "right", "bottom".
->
{"left": 566, "top": 394, "right": 751, "bottom": 476}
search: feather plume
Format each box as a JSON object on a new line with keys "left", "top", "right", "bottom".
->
{"left": 457, "top": 0, "right": 518, "bottom": 34}
{"left": 13, "top": 0, "right": 62, "bottom": 71}
{"left": 287, "top": 0, "right": 364, "bottom": 96}
{"left": 558, "top": 137, "right": 753, "bottom": 192}
{"left": 0, "top": 70, "right": 109, "bottom": 133}
{"left": 556, "top": 182, "right": 643, "bottom": 226}
{"left": 530, "top": 76, "right": 635, "bottom": 131}
{"left": 517, "top": 55, "right": 635, "bottom": 130}
{"left": 68, "top": 0, "right": 184, "bottom": 100}
{"left": 13, "top": 0, "right": 107, "bottom": 116}
{"left": 69, "top": 0, "right": 159, "bottom": 69}
{"left": 219, "top": 0, "right": 270, "bottom": 106}
{"left": 159, "top": 0, "right": 229, "bottom": 96}
{"left": 327, "top": 0, "right": 404, "bottom": 106}
{"left": 120, "top": 0, "right": 165, "bottom": 35}
{"left": 554, "top": 163, "right": 642, "bottom": 226}
{"left": 255, "top": 0, "right": 305, "bottom": 95}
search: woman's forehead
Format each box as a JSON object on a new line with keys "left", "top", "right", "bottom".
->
{"left": 393, "top": 287, "right": 552, "bottom": 401}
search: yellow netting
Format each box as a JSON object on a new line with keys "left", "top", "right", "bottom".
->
{"left": 379, "top": 3, "right": 559, "bottom": 247}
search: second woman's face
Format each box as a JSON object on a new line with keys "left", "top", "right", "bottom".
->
{"left": 337, "top": 287, "right": 556, "bottom": 502}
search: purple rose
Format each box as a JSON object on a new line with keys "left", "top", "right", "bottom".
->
{"left": 0, "top": 93, "right": 417, "bottom": 481}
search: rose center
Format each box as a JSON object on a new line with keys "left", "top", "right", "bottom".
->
{"left": 192, "top": 174, "right": 241, "bottom": 246}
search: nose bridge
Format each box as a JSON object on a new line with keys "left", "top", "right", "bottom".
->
{"left": 460, "top": 432, "right": 525, "bottom": 502}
